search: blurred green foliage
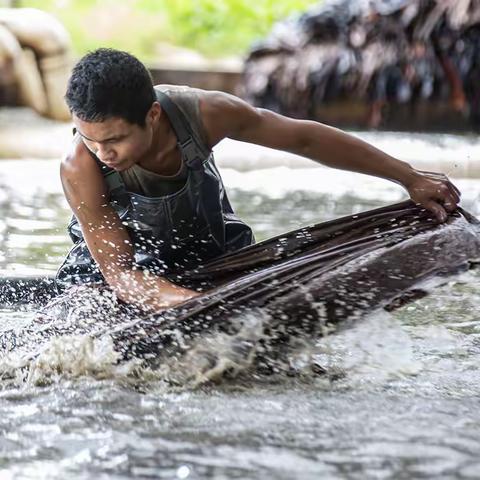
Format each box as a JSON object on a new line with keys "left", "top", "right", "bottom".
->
{"left": 18, "top": 0, "right": 319, "bottom": 60}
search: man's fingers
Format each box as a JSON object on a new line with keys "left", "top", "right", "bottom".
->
{"left": 430, "top": 183, "right": 459, "bottom": 212}
{"left": 423, "top": 200, "right": 448, "bottom": 223}
{"left": 450, "top": 181, "right": 461, "bottom": 196}
{"left": 447, "top": 181, "right": 461, "bottom": 200}
{"left": 408, "top": 170, "right": 463, "bottom": 220}
{"left": 442, "top": 190, "right": 459, "bottom": 212}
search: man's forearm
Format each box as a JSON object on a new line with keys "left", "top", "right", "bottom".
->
{"left": 299, "top": 122, "right": 418, "bottom": 187}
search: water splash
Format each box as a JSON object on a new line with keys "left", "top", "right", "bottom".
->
{"left": 0, "top": 287, "right": 328, "bottom": 389}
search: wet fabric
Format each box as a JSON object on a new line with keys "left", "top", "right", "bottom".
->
{"left": 110, "top": 200, "right": 480, "bottom": 363}
{"left": 3, "top": 201, "right": 478, "bottom": 368}
{"left": 55, "top": 88, "right": 254, "bottom": 290}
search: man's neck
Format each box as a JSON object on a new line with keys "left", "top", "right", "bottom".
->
{"left": 138, "top": 113, "right": 180, "bottom": 175}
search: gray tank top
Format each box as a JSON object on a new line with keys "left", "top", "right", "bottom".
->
{"left": 119, "top": 85, "right": 211, "bottom": 197}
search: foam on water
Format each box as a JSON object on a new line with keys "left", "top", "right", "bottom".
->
{"left": 0, "top": 295, "right": 321, "bottom": 390}
{"left": 0, "top": 266, "right": 478, "bottom": 393}
{"left": 0, "top": 294, "right": 437, "bottom": 391}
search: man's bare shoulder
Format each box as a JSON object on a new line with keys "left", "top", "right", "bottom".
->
{"left": 154, "top": 83, "right": 246, "bottom": 114}
{"left": 154, "top": 83, "right": 191, "bottom": 92}
{"left": 61, "top": 134, "right": 96, "bottom": 177}
{"left": 60, "top": 135, "right": 108, "bottom": 208}
{"left": 199, "top": 90, "right": 260, "bottom": 146}
{"left": 154, "top": 84, "right": 251, "bottom": 146}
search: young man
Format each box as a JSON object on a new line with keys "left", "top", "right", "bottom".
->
{"left": 57, "top": 48, "right": 461, "bottom": 313}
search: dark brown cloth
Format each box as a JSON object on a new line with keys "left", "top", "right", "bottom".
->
{"left": 107, "top": 200, "right": 480, "bottom": 362}
{"left": 1, "top": 200, "right": 479, "bottom": 368}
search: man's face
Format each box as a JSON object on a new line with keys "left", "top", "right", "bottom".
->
{"left": 73, "top": 114, "right": 151, "bottom": 171}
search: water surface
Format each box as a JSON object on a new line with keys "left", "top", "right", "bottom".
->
{"left": 0, "top": 134, "right": 479, "bottom": 479}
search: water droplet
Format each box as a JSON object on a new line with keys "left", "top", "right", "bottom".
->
{"left": 177, "top": 465, "right": 190, "bottom": 478}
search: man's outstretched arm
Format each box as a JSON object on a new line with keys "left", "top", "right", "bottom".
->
{"left": 200, "top": 91, "right": 460, "bottom": 223}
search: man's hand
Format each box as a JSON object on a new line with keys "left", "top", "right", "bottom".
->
{"left": 403, "top": 170, "right": 461, "bottom": 223}
{"left": 118, "top": 270, "right": 201, "bottom": 314}
{"left": 84, "top": 264, "right": 202, "bottom": 314}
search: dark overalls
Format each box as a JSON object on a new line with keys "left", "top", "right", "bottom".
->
{"left": 55, "top": 90, "right": 254, "bottom": 290}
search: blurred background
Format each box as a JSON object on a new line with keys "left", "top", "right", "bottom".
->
{"left": 9, "top": 0, "right": 316, "bottom": 60}
{"left": 2, "top": 0, "right": 480, "bottom": 131}
{"left": 0, "top": 0, "right": 317, "bottom": 121}
{"left": 0, "top": 0, "right": 321, "bottom": 158}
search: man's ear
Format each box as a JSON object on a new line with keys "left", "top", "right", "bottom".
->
{"left": 146, "top": 101, "right": 162, "bottom": 126}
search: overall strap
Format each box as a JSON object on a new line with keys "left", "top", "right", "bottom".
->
{"left": 157, "top": 91, "right": 225, "bottom": 247}
{"left": 156, "top": 90, "right": 210, "bottom": 169}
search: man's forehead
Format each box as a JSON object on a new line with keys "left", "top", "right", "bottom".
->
{"left": 73, "top": 115, "right": 131, "bottom": 142}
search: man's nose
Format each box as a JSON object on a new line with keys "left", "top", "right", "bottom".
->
{"left": 95, "top": 143, "right": 113, "bottom": 161}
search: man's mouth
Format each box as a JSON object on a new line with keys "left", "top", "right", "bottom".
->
{"left": 103, "top": 158, "right": 119, "bottom": 166}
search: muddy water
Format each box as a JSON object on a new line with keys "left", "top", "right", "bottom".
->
{"left": 0, "top": 132, "right": 479, "bottom": 479}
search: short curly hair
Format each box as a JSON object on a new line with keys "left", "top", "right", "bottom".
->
{"left": 65, "top": 48, "right": 155, "bottom": 126}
